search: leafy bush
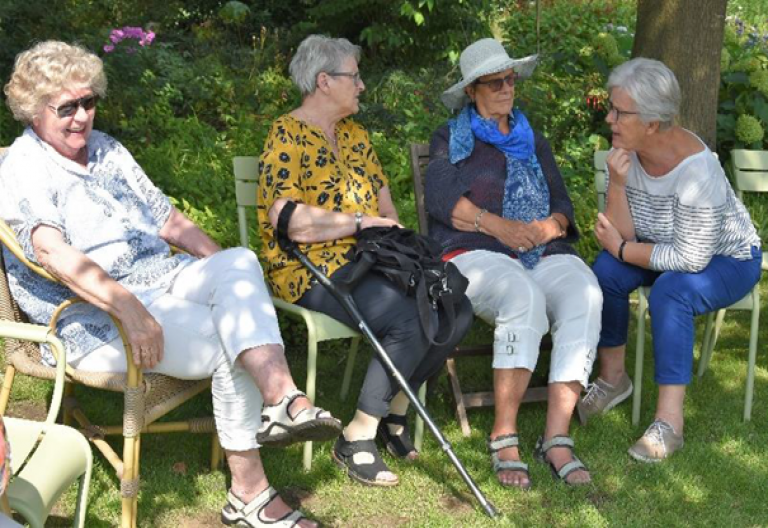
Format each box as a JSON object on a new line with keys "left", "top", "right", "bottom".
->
{"left": 0, "top": 0, "right": 764, "bottom": 259}
{"left": 717, "top": 16, "right": 768, "bottom": 157}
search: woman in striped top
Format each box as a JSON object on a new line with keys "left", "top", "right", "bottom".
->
{"left": 580, "top": 58, "right": 762, "bottom": 463}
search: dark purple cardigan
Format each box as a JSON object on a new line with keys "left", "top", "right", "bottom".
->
{"left": 424, "top": 123, "right": 581, "bottom": 260}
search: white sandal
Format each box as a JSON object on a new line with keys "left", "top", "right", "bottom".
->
{"left": 221, "top": 486, "right": 306, "bottom": 527}
{"left": 257, "top": 389, "right": 342, "bottom": 448}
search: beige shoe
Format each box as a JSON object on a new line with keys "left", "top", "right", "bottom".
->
{"left": 628, "top": 420, "right": 684, "bottom": 463}
{"left": 577, "top": 373, "right": 633, "bottom": 425}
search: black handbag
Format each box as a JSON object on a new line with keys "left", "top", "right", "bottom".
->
{"left": 340, "top": 226, "right": 468, "bottom": 346}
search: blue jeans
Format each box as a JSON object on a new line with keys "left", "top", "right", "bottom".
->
{"left": 593, "top": 246, "right": 762, "bottom": 384}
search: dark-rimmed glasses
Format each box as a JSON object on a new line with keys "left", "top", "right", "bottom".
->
{"left": 474, "top": 73, "right": 517, "bottom": 92}
{"left": 47, "top": 95, "right": 99, "bottom": 118}
{"left": 606, "top": 101, "right": 640, "bottom": 122}
{"left": 327, "top": 71, "right": 362, "bottom": 86}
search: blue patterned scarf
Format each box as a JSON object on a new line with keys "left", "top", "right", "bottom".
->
{"left": 449, "top": 105, "right": 550, "bottom": 268}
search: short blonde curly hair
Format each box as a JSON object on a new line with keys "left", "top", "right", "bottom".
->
{"left": 4, "top": 41, "right": 107, "bottom": 125}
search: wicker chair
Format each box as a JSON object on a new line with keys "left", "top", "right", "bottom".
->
{"left": 0, "top": 218, "right": 220, "bottom": 528}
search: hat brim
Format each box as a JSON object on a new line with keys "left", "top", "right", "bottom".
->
{"left": 440, "top": 54, "right": 538, "bottom": 110}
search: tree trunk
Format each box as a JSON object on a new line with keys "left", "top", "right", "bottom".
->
{"left": 632, "top": 0, "right": 728, "bottom": 149}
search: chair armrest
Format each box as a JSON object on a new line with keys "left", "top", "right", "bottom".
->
{"left": 0, "top": 321, "right": 66, "bottom": 426}
{"left": 48, "top": 298, "right": 142, "bottom": 384}
{"left": 0, "top": 221, "right": 56, "bottom": 283}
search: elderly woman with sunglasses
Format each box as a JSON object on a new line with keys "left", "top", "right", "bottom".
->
{"left": 258, "top": 34, "right": 473, "bottom": 488}
{"left": 0, "top": 41, "right": 343, "bottom": 527}
{"left": 425, "top": 38, "right": 602, "bottom": 488}
{"left": 581, "top": 58, "right": 762, "bottom": 462}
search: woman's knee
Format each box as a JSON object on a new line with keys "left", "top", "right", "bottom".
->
{"left": 482, "top": 273, "right": 547, "bottom": 331}
{"left": 648, "top": 272, "right": 694, "bottom": 312}
{"left": 593, "top": 250, "right": 636, "bottom": 296}
{"left": 217, "top": 247, "right": 261, "bottom": 271}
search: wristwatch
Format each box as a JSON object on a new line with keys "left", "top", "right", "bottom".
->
{"left": 354, "top": 212, "right": 363, "bottom": 234}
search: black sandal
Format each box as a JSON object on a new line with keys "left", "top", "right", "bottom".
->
{"left": 533, "top": 435, "right": 590, "bottom": 486}
{"left": 332, "top": 436, "right": 399, "bottom": 487}
{"left": 377, "top": 414, "right": 419, "bottom": 461}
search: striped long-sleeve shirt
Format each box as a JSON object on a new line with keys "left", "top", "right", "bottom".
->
{"left": 616, "top": 141, "right": 761, "bottom": 273}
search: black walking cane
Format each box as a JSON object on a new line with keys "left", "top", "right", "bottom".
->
{"left": 277, "top": 202, "right": 498, "bottom": 519}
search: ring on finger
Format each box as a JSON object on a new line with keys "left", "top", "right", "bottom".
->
{"left": 517, "top": 246, "right": 526, "bottom": 252}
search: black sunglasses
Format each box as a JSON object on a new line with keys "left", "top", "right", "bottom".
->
{"left": 47, "top": 95, "right": 99, "bottom": 118}
{"left": 474, "top": 73, "right": 517, "bottom": 92}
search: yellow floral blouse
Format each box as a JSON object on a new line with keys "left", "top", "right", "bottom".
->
{"left": 257, "top": 114, "right": 389, "bottom": 303}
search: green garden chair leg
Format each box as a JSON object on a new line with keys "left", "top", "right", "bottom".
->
{"left": 632, "top": 288, "right": 648, "bottom": 427}
{"left": 414, "top": 383, "right": 426, "bottom": 452}
{"left": 697, "top": 311, "right": 720, "bottom": 377}
{"left": 744, "top": 294, "right": 760, "bottom": 421}
{"left": 340, "top": 337, "right": 361, "bottom": 401}
{"left": 303, "top": 323, "right": 319, "bottom": 471}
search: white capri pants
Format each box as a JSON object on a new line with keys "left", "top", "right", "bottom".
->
{"left": 452, "top": 250, "right": 601, "bottom": 387}
{"left": 71, "top": 248, "right": 284, "bottom": 452}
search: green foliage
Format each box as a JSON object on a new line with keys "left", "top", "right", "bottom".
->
{"left": 291, "top": 0, "right": 493, "bottom": 66}
{"left": 0, "top": 0, "right": 764, "bottom": 260}
{"left": 736, "top": 114, "right": 766, "bottom": 145}
{"left": 716, "top": 16, "right": 768, "bottom": 158}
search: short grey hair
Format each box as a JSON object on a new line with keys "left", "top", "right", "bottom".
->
{"left": 4, "top": 40, "right": 107, "bottom": 125}
{"left": 289, "top": 35, "right": 361, "bottom": 97}
{"left": 607, "top": 58, "right": 680, "bottom": 130}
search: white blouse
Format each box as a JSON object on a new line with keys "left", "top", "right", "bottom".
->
{"left": 0, "top": 128, "right": 194, "bottom": 364}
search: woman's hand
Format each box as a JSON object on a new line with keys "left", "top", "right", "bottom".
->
{"left": 527, "top": 217, "right": 564, "bottom": 246}
{"left": 488, "top": 217, "right": 540, "bottom": 252}
{"left": 595, "top": 212, "right": 623, "bottom": 257}
{"left": 117, "top": 298, "right": 165, "bottom": 369}
{"left": 606, "top": 148, "right": 631, "bottom": 188}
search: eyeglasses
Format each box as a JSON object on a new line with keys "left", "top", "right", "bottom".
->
{"left": 474, "top": 73, "right": 517, "bottom": 92}
{"left": 606, "top": 101, "right": 640, "bottom": 122}
{"left": 327, "top": 71, "right": 362, "bottom": 86}
{"left": 47, "top": 95, "right": 99, "bottom": 118}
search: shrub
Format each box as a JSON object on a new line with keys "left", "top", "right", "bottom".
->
{"left": 717, "top": 15, "right": 768, "bottom": 157}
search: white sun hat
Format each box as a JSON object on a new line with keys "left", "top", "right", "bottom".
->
{"left": 440, "top": 38, "right": 538, "bottom": 110}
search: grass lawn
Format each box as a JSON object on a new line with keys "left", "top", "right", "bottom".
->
{"left": 3, "top": 276, "right": 768, "bottom": 527}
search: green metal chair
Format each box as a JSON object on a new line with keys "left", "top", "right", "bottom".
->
{"left": 0, "top": 320, "right": 92, "bottom": 528}
{"left": 697, "top": 149, "right": 765, "bottom": 419}
{"left": 595, "top": 149, "right": 762, "bottom": 424}
{"left": 233, "top": 156, "right": 363, "bottom": 469}
{"left": 594, "top": 150, "right": 650, "bottom": 425}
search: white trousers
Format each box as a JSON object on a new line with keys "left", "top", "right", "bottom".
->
{"left": 452, "top": 251, "right": 601, "bottom": 387}
{"left": 72, "top": 248, "right": 284, "bottom": 452}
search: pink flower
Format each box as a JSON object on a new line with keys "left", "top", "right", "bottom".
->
{"left": 104, "top": 26, "right": 155, "bottom": 53}
{"left": 109, "top": 29, "right": 125, "bottom": 43}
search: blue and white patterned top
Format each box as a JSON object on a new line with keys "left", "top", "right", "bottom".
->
{"left": 0, "top": 128, "right": 194, "bottom": 364}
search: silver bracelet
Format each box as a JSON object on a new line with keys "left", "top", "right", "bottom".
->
{"left": 474, "top": 209, "right": 487, "bottom": 232}
{"left": 354, "top": 211, "right": 363, "bottom": 234}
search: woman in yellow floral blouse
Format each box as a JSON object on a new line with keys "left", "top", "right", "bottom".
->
{"left": 258, "top": 35, "right": 473, "bottom": 487}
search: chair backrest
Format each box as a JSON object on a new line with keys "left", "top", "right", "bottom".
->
{"left": 594, "top": 150, "right": 609, "bottom": 213}
{"left": 409, "top": 143, "right": 431, "bottom": 236}
{"left": 729, "top": 149, "right": 768, "bottom": 270}
{"left": 730, "top": 149, "right": 768, "bottom": 197}
{"left": 233, "top": 156, "right": 260, "bottom": 248}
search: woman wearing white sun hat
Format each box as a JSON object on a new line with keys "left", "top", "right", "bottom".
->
{"left": 426, "top": 38, "right": 602, "bottom": 489}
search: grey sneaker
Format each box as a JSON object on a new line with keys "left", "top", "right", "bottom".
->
{"left": 628, "top": 419, "right": 684, "bottom": 463}
{"left": 577, "top": 373, "right": 633, "bottom": 425}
